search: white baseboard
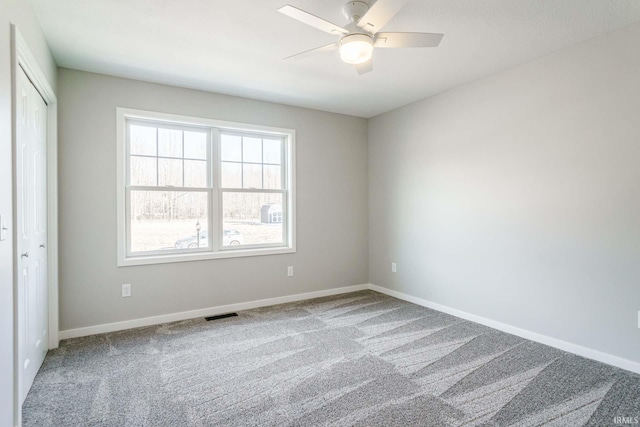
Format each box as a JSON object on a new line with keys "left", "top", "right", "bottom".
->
{"left": 59, "top": 284, "right": 369, "bottom": 340}
{"left": 368, "top": 284, "right": 640, "bottom": 375}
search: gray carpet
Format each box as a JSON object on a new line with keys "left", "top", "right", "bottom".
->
{"left": 23, "top": 290, "right": 640, "bottom": 426}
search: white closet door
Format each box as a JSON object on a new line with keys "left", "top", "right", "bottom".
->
{"left": 16, "top": 65, "right": 49, "bottom": 404}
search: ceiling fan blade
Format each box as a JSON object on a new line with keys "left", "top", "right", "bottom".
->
{"left": 283, "top": 43, "right": 338, "bottom": 60}
{"left": 355, "top": 59, "right": 373, "bottom": 75}
{"left": 278, "top": 5, "right": 349, "bottom": 35}
{"left": 374, "top": 32, "right": 444, "bottom": 48}
{"left": 356, "top": 0, "right": 410, "bottom": 33}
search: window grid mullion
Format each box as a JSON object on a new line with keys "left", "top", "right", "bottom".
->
{"left": 281, "top": 134, "right": 286, "bottom": 191}
{"left": 130, "top": 153, "right": 207, "bottom": 161}
{"left": 127, "top": 185, "right": 210, "bottom": 192}
{"left": 281, "top": 138, "right": 287, "bottom": 244}
{"left": 210, "top": 128, "right": 219, "bottom": 252}
{"left": 155, "top": 127, "right": 159, "bottom": 186}
{"left": 181, "top": 130, "right": 185, "bottom": 187}
{"left": 240, "top": 136, "right": 244, "bottom": 189}
{"left": 219, "top": 160, "right": 280, "bottom": 166}
{"left": 218, "top": 188, "right": 284, "bottom": 194}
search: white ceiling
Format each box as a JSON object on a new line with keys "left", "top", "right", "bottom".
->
{"left": 29, "top": 0, "right": 640, "bottom": 118}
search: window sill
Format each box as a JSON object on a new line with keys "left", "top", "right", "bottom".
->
{"left": 117, "top": 246, "right": 295, "bottom": 267}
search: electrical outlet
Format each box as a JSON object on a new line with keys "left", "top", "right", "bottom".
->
{"left": 287, "top": 266, "right": 294, "bottom": 277}
{"left": 391, "top": 262, "right": 397, "bottom": 273}
{"left": 122, "top": 284, "right": 131, "bottom": 297}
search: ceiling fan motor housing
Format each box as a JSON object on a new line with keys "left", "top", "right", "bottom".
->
{"left": 342, "top": 1, "right": 369, "bottom": 23}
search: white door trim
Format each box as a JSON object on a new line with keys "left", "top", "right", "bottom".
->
{"left": 11, "top": 25, "right": 58, "bottom": 425}
{"left": 12, "top": 27, "right": 58, "bottom": 350}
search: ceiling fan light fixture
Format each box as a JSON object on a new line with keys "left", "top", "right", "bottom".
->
{"left": 339, "top": 34, "right": 373, "bottom": 64}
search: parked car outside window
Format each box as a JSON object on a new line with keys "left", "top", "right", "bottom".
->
{"left": 175, "top": 229, "right": 242, "bottom": 249}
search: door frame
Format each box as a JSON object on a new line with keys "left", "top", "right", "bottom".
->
{"left": 11, "top": 25, "right": 58, "bottom": 423}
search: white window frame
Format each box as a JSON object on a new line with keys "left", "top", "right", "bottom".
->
{"left": 116, "top": 108, "right": 296, "bottom": 267}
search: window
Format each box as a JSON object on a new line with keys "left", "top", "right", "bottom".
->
{"left": 117, "top": 108, "right": 295, "bottom": 266}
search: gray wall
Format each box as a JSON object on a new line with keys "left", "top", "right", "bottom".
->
{"left": 0, "top": 0, "right": 56, "bottom": 425}
{"left": 369, "top": 22, "right": 640, "bottom": 364}
{"left": 57, "top": 68, "right": 368, "bottom": 331}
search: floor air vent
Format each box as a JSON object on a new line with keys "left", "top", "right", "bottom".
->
{"left": 205, "top": 313, "right": 238, "bottom": 321}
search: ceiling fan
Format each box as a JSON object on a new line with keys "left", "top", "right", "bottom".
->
{"left": 277, "top": 0, "right": 444, "bottom": 75}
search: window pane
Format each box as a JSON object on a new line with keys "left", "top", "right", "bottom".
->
{"left": 263, "top": 165, "right": 282, "bottom": 190}
{"left": 130, "top": 155, "right": 157, "bottom": 186}
{"left": 243, "top": 137, "right": 262, "bottom": 163}
{"left": 184, "top": 131, "right": 207, "bottom": 160}
{"left": 158, "top": 158, "right": 183, "bottom": 187}
{"left": 243, "top": 164, "right": 262, "bottom": 189}
{"left": 158, "top": 128, "right": 183, "bottom": 158}
{"left": 130, "top": 191, "right": 209, "bottom": 253}
{"left": 222, "top": 192, "right": 283, "bottom": 247}
{"left": 263, "top": 139, "right": 281, "bottom": 164}
{"left": 221, "top": 134, "right": 241, "bottom": 161}
{"left": 221, "top": 162, "right": 241, "bottom": 188}
{"left": 130, "top": 125, "right": 157, "bottom": 156}
{"left": 184, "top": 160, "right": 207, "bottom": 188}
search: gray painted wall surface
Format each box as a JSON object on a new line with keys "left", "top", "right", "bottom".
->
{"left": 57, "top": 68, "right": 368, "bottom": 331}
{"left": 369, "top": 22, "right": 640, "bottom": 363}
{"left": 0, "top": 0, "right": 56, "bottom": 425}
